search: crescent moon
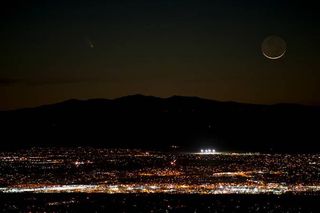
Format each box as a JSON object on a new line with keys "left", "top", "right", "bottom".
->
{"left": 261, "top": 36, "right": 287, "bottom": 60}
{"left": 262, "top": 49, "right": 286, "bottom": 60}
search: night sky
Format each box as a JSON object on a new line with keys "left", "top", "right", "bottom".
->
{"left": 1, "top": 0, "right": 320, "bottom": 110}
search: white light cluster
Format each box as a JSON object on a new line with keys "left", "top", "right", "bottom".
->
{"left": 200, "top": 149, "right": 216, "bottom": 154}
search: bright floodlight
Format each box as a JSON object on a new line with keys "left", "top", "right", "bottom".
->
{"left": 200, "top": 148, "right": 216, "bottom": 154}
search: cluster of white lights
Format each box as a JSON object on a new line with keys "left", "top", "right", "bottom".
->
{"left": 200, "top": 149, "right": 216, "bottom": 154}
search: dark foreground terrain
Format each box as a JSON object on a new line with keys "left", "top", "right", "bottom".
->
{"left": 0, "top": 193, "right": 319, "bottom": 212}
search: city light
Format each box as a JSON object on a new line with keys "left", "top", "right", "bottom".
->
{"left": 0, "top": 148, "right": 319, "bottom": 196}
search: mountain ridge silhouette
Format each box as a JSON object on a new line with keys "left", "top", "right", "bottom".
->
{"left": 1, "top": 95, "right": 319, "bottom": 152}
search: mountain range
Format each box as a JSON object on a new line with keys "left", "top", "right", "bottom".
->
{"left": 1, "top": 95, "right": 319, "bottom": 152}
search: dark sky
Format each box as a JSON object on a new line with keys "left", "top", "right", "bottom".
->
{"left": 1, "top": 0, "right": 320, "bottom": 110}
